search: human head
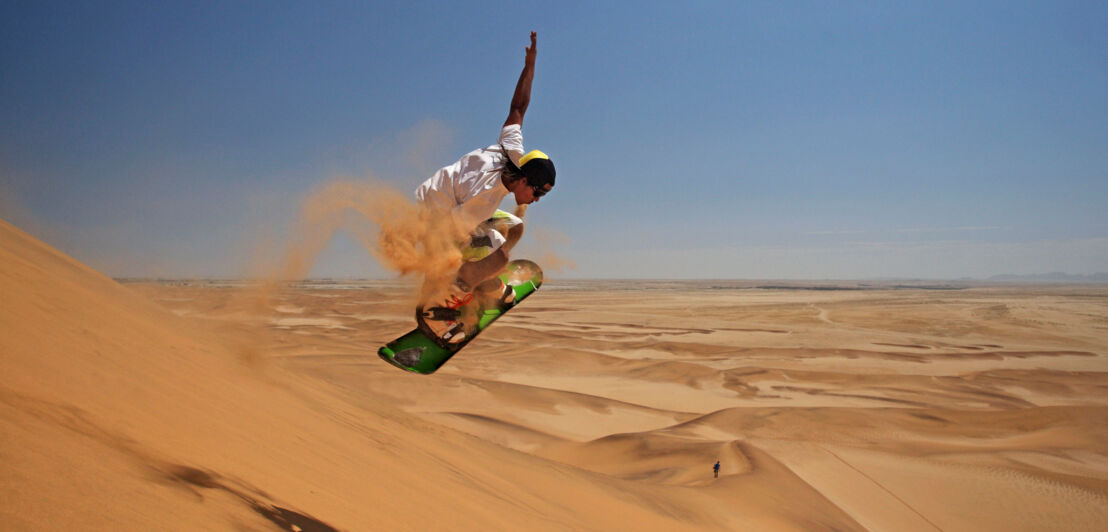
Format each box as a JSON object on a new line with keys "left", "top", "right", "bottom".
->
{"left": 509, "top": 149, "right": 555, "bottom": 204}
{"left": 520, "top": 149, "right": 555, "bottom": 194}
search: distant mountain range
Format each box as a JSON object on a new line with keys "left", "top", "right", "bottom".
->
{"left": 986, "top": 272, "right": 1108, "bottom": 283}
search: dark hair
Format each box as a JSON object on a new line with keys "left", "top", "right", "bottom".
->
{"left": 501, "top": 145, "right": 555, "bottom": 188}
{"left": 522, "top": 157, "right": 556, "bottom": 188}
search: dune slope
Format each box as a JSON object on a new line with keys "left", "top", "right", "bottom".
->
{"left": 0, "top": 218, "right": 868, "bottom": 530}
{"left": 8, "top": 216, "right": 1108, "bottom": 531}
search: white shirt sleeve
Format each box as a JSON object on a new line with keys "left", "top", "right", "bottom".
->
{"left": 499, "top": 124, "right": 525, "bottom": 167}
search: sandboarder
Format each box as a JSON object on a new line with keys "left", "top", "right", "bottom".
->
{"left": 414, "top": 31, "right": 556, "bottom": 343}
{"left": 714, "top": 460, "right": 720, "bottom": 478}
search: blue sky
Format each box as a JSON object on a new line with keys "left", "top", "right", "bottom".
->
{"left": 2, "top": 1, "right": 1106, "bottom": 279}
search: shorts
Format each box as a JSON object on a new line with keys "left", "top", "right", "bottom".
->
{"left": 462, "top": 210, "right": 523, "bottom": 262}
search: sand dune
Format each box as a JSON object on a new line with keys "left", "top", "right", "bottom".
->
{"left": 4, "top": 215, "right": 1108, "bottom": 530}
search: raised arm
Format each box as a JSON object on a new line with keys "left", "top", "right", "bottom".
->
{"left": 504, "top": 32, "right": 537, "bottom": 128}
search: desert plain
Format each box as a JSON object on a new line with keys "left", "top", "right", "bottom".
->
{"left": 3, "top": 216, "right": 1108, "bottom": 531}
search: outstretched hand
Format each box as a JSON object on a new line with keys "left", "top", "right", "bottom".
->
{"left": 525, "top": 31, "right": 537, "bottom": 63}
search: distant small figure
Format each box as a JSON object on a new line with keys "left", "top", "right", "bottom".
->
{"left": 713, "top": 460, "right": 721, "bottom": 478}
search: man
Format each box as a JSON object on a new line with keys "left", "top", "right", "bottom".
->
{"left": 414, "top": 32, "right": 556, "bottom": 343}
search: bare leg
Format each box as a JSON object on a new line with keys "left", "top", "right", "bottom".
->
{"left": 419, "top": 223, "right": 521, "bottom": 339}
{"left": 457, "top": 222, "right": 523, "bottom": 288}
{"left": 457, "top": 248, "right": 508, "bottom": 288}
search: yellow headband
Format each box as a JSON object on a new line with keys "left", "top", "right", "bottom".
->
{"left": 519, "top": 149, "right": 549, "bottom": 166}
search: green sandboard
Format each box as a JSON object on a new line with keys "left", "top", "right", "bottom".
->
{"left": 378, "top": 259, "right": 543, "bottom": 374}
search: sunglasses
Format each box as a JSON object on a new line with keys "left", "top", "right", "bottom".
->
{"left": 531, "top": 184, "right": 548, "bottom": 198}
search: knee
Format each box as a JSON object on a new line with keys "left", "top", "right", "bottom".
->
{"left": 504, "top": 223, "right": 524, "bottom": 249}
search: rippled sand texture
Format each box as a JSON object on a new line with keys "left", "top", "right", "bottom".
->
{"left": 3, "top": 217, "right": 1107, "bottom": 531}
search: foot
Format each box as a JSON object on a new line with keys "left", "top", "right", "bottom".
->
{"left": 475, "top": 278, "right": 516, "bottom": 310}
{"left": 417, "top": 279, "right": 474, "bottom": 345}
